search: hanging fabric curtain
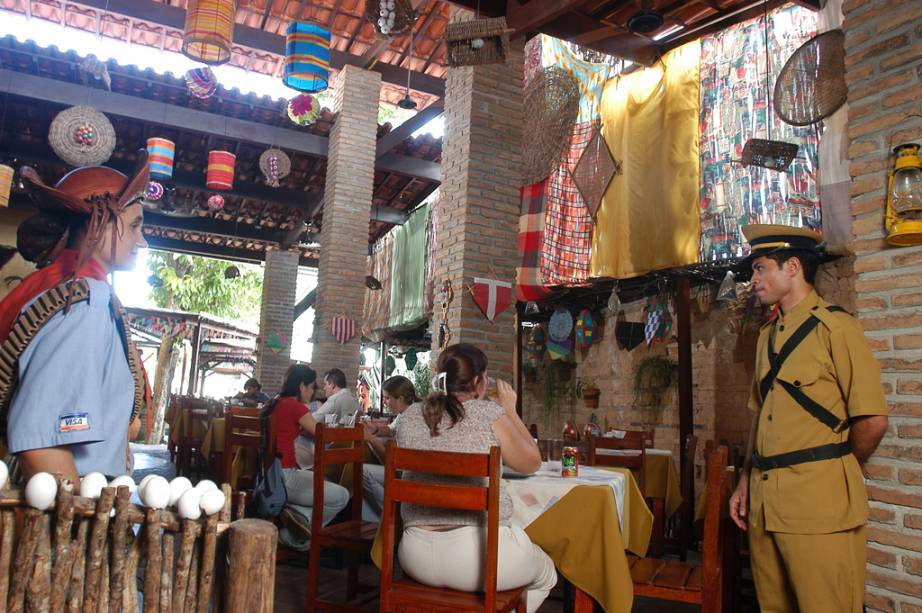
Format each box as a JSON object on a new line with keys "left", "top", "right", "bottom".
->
{"left": 698, "top": 5, "right": 818, "bottom": 261}
{"left": 389, "top": 202, "right": 431, "bottom": 330}
{"left": 0, "top": 165, "right": 13, "bottom": 208}
{"left": 147, "top": 138, "right": 175, "bottom": 180}
{"left": 590, "top": 41, "right": 702, "bottom": 279}
{"left": 283, "top": 21, "right": 331, "bottom": 93}
{"left": 206, "top": 150, "right": 235, "bottom": 190}
{"left": 362, "top": 232, "right": 394, "bottom": 341}
{"left": 182, "top": 0, "right": 235, "bottom": 65}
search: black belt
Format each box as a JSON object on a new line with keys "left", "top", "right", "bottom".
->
{"left": 752, "top": 441, "right": 852, "bottom": 471}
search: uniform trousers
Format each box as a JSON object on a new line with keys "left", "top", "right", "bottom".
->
{"left": 398, "top": 525, "right": 557, "bottom": 613}
{"left": 749, "top": 503, "right": 867, "bottom": 613}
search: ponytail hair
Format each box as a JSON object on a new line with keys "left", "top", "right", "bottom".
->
{"left": 422, "top": 343, "right": 487, "bottom": 436}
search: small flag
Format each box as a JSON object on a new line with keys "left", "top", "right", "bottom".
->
{"left": 472, "top": 277, "right": 513, "bottom": 321}
{"left": 331, "top": 314, "right": 356, "bottom": 344}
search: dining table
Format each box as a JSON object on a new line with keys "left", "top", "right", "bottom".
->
{"left": 371, "top": 461, "right": 654, "bottom": 613}
{"left": 595, "top": 447, "right": 683, "bottom": 517}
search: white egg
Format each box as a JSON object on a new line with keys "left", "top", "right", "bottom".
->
{"left": 199, "top": 489, "right": 226, "bottom": 516}
{"left": 177, "top": 488, "right": 202, "bottom": 520}
{"left": 109, "top": 475, "right": 137, "bottom": 494}
{"left": 193, "top": 479, "right": 218, "bottom": 494}
{"left": 381, "top": 24, "right": 390, "bottom": 34}
{"left": 80, "top": 472, "right": 108, "bottom": 500}
{"left": 140, "top": 476, "right": 170, "bottom": 510}
{"left": 0, "top": 460, "right": 8, "bottom": 491}
{"left": 168, "top": 477, "right": 193, "bottom": 506}
{"left": 25, "top": 472, "right": 57, "bottom": 510}
{"left": 138, "top": 475, "right": 157, "bottom": 492}
{"left": 471, "top": 38, "right": 485, "bottom": 49}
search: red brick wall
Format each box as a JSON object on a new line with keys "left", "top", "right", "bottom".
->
{"left": 256, "top": 248, "right": 299, "bottom": 394}
{"left": 843, "top": 0, "right": 922, "bottom": 609}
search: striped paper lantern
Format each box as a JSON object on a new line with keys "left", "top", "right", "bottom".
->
{"left": 0, "top": 165, "right": 12, "bottom": 208}
{"left": 283, "top": 21, "right": 331, "bottom": 93}
{"left": 206, "top": 150, "right": 235, "bottom": 191}
{"left": 182, "top": 0, "right": 235, "bottom": 65}
{"left": 147, "top": 138, "right": 175, "bottom": 180}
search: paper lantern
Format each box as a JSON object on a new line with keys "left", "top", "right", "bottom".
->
{"left": 206, "top": 151, "right": 235, "bottom": 191}
{"left": 526, "top": 326, "right": 545, "bottom": 360}
{"left": 287, "top": 94, "right": 321, "bottom": 126}
{"left": 146, "top": 181, "right": 165, "bottom": 201}
{"left": 283, "top": 21, "right": 331, "bottom": 93}
{"left": 147, "top": 138, "right": 175, "bottom": 180}
{"left": 207, "top": 194, "right": 225, "bottom": 210}
{"left": 185, "top": 67, "right": 218, "bottom": 99}
{"left": 0, "top": 165, "right": 13, "bottom": 208}
{"left": 182, "top": 0, "right": 234, "bottom": 65}
{"left": 574, "top": 309, "right": 599, "bottom": 351}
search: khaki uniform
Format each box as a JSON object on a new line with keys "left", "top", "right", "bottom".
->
{"left": 748, "top": 290, "right": 887, "bottom": 613}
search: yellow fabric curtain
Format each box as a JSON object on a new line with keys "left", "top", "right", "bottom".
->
{"left": 590, "top": 41, "right": 701, "bottom": 279}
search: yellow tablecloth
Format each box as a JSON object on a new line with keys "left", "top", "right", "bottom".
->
{"left": 598, "top": 448, "right": 683, "bottom": 516}
{"left": 202, "top": 417, "right": 255, "bottom": 489}
{"left": 167, "top": 405, "right": 208, "bottom": 445}
{"left": 371, "top": 466, "right": 652, "bottom": 613}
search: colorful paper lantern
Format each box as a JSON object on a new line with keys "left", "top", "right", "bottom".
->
{"left": 283, "top": 21, "right": 331, "bottom": 93}
{"left": 146, "top": 181, "right": 165, "bottom": 201}
{"left": 185, "top": 67, "right": 218, "bottom": 99}
{"left": 206, "top": 151, "right": 235, "bottom": 191}
{"left": 182, "top": 0, "right": 234, "bottom": 65}
{"left": 147, "top": 138, "right": 175, "bottom": 180}
{"left": 207, "top": 194, "right": 225, "bottom": 210}
{"left": 0, "top": 165, "right": 13, "bottom": 208}
{"left": 526, "top": 326, "right": 545, "bottom": 360}
{"left": 287, "top": 94, "right": 321, "bottom": 126}
{"left": 574, "top": 309, "right": 600, "bottom": 351}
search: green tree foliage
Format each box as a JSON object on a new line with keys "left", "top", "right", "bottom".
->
{"left": 146, "top": 250, "right": 263, "bottom": 327}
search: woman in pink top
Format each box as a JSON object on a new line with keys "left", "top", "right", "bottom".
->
{"left": 265, "top": 364, "right": 349, "bottom": 546}
{"left": 395, "top": 344, "right": 556, "bottom": 613}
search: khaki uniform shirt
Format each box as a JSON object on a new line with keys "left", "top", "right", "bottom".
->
{"left": 748, "top": 290, "right": 887, "bottom": 534}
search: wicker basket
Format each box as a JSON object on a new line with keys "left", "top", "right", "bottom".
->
{"left": 364, "top": 0, "right": 416, "bottom": 37}
{"left": 48, "top": 106, "right": 116, "bottom": 167}
{"left": 522, "top": 66, "right": 579, "bottom": 185}
{"left": 774, "top": 29, "right": 847, "bottom": 127}
{"left": 445, "top": 17, "right": 510, "bottom": 67}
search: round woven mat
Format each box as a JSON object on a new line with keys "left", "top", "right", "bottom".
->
{"left": 522, "top": 66, "right": 579, "bottom": 185}
{"left": 49, "top": 106, "right": 116, "bottom": 167}
{"left": 774, "top": 29, "right": 847, "bottom": 127}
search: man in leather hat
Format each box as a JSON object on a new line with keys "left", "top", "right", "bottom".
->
{"left": 0, "top": 154, "right": 151, "bottom": 485}
{"left": 729, "top": 224, "right": 888, "bottom": 612}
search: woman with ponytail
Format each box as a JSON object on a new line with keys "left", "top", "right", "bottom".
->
{"left": 394, "top": 343, "right": 556, "bottom": 612}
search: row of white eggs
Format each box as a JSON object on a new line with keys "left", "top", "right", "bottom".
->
{"left": 22, "top": 470, "right": 225, "bottom": 520}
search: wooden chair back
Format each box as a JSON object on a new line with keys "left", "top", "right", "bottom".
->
{"left": 379, "top": 444, "right": 525, "bottom": 613}
{"left": 223, "top": 406, "right": 261, "bottom": 489}
{"left": 588, "top": 429, "right": 652, "bottom": 492}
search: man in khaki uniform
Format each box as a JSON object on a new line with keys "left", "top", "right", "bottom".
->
{"left": 729, "top": 224, "right": 888, "bottom": 613}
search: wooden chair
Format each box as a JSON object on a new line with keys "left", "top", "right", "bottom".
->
{"left": 223, "top": 406, "right": 262, "bottom": 490}
{"left": 176, "top": 397, "right": 210, "bottom": 477}
{"left": 587, "top": 429, "right": 652, "bottom": 493}
{"left": 629, "top": 445, "right": 730, "bottom": 613}
{"left": 379, "top": 444, "right": 527, "bottom": 613}
{"left": 307, "top": 423, "right": 378, "bottom": 612}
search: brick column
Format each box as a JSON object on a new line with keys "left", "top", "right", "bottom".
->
{"left": 255, "top": 248, "right": 299, "bottom": 395}
{"left": 428, "top": 15, "right": 525, "bottom": 383}
{"left": 313, "top": 65, "right": 382, "bottom": 387}
{"left": 841, "top": 1, "right": 922, "bottom": 611}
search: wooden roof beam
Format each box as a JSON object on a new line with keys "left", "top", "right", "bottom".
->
{"left": 144, "top": 235, "right": 318, "bottom": 267}
{"left": 376, "top": 103, "right": 444, "bottom": 158}
{"left": 506, "top": 0, "right": 593, "bottom": 37}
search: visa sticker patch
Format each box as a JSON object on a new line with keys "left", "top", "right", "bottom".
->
{"left": 59, "top": 413, "right": 90, "bottom": 432}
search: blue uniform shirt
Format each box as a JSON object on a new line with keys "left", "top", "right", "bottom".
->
{"left": 7, "top": 278, "right": 134, "bottom": 477}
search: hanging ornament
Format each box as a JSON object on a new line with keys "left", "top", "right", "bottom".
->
{"left": 287, "top": 94, "right": 321, "bottom": 126}
{"left": 79, "top": 55, "right": 111, "bottom": 90}
{"left": 574, "top": 309, "right": 600, "bottom": 352}
{"left": 49, "top": 106, "right": 115, "bottom": 166}
{"left": 472, "top": 277, "right": 513, "bottom": 321}
{"left": 331, "top": 314, "right": 356, "bottom": 344}
{"left": 605, "top": 285, "right": 621, "bottom": 316}
{"left": 0, "top": 165, "right": 13, "bottom": 208}
{"left": 259, "top": 148, "right": 291, "bottom": 188}
{"left": 207, "top": 194, "right": 225, "bottom": 210}
{"left": 182, "top": 0, "right": 234, "bottom": 65}
{"left": 206, "top": 150, "right": 235, "bottom": 191}
{"left": 147, "top": 137, "right": 175, "bottom": 180}
{"left": 716, "top": 270, "right": 737, "bottom": 302}
{"left": 404, "top": 351, "right": 418, "bottom": 370}
{"left": 146, "top": 181, "right": 165, "bottom": 201}
{"left": 185, "top": 67, "right": 219, "bottom": 99}
{"left": 266, "top": 331, "right": 288, "bottom": 354}
{"left": 224, "top": 265, "right": 240, "bottom": 279}
{"left": 526, "top": 326, "right": 546, "bottom": 361}
{"left": 548, "top": 308, "right": 573, "bottom": 343}
{"left": 572, "top": 125, "right": 619, "bottom": 219}
{"left": 283, "top": 21, "right": 331, "bottom": 93}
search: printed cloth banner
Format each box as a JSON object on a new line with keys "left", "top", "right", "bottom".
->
{"left": 516, "top": 180, "right": 555, "bottom": 301}
{"left": 541, "top": 35, "right": 610, "bottom": 123}
{"left": 698, "top": 5, "right": 819, "bottom": 261}
{"left": 331, "top": 314, "right": 356, "bottom": 344}
{"left": 541, "top": 121, "right": 598, "bottom": 286}
{"left": 472, "top": 277, "right": 513, "bottom": 322}
{"left": 362, "top": 233, "right": 393, "bottom": 340}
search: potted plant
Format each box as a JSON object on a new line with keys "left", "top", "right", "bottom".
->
{"left": 634, "top": 356, "right": 677, "bottom": 406}
{"left": 577, "top": 377, "right": 601, "bottom": 408}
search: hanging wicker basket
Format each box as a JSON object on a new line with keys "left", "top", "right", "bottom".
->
{"left": 445, "top": 17, "right": 510, "bottom": 67}
{"left": 364, "top": 0, "right": 416, "bottom": 37}
{"left": 259, "top": 148, "right": 292, "bottom": 187}
{"left": 48, "top": 106, "right": 116, "bottom": 167}
{"left": 522, "top": 66, "right": 579, "bottom": 185}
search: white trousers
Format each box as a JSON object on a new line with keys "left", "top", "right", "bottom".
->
{"left": 282, "top": 467, "right": 350, "bottom": 527}
{"left": 398, "top": 525, "right": 557, "bottom": 613}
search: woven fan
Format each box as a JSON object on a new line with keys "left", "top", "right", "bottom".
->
{"left": 259, "top": 148, "right": 291, "bottom": 187}
{"left": 522, "top": 67, "right": 579, "bottom": 185}
{"left": 571, "top": 125, "right": 620, "bottom": 218}
{"left": 48, "top": 106, "right": 116, "bottom": 166}
{"left": 774, "top": 29, "right": 847, "bottom": 127}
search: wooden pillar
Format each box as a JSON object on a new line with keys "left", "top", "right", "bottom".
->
{"left": 186, "top": 322, "right": 202, "bottom": 396}
{"left": 224, "top": 519, "right": 277, "bottom": 613}
{"left": 675, "top": 274, "right": 694, "bottom": 558}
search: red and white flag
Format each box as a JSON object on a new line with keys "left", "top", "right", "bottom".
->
{"left": 472, "top": 277, "right": 513, "bottom": 322}
{"left": 331, "top": 314, "right": 356, "bottom": 344}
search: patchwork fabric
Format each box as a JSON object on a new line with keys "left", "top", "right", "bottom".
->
{"left": 516, "top": 180, "right": 555, "bottom": 301}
